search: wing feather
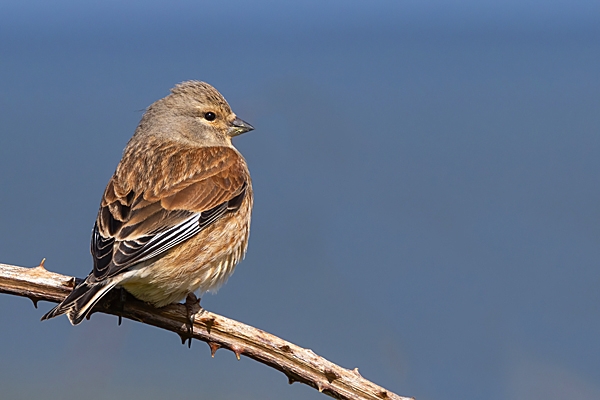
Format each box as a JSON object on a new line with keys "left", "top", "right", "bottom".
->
{"left": 90, "top": 145, "right": 249, "bottom": 281}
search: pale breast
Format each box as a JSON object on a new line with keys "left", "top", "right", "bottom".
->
{"left": 120, "top": 187, "right": 253, "bottom": 307}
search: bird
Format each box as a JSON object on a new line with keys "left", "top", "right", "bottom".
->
{"left": 42, "top": 80, "right": 254, "bottom": 326}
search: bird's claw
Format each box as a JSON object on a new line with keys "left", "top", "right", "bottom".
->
{"left": 184, "top": 293, "right": 202, "bottom": 348}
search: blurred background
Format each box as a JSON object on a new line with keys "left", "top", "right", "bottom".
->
{"left": 1, "top": 1, "right": 599, "bottom": 399}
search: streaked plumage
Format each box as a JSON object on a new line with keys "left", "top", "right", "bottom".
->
{"left": 42, "top": 81, "right": 254, "bottom": 325}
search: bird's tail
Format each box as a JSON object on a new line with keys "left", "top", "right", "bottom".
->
{"left": 41, "top": 279, "right": 118, "bottom": 325}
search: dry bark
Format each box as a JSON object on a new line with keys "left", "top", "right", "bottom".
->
{"left": 0, "top": 260, "right": 412, "bottom": 400}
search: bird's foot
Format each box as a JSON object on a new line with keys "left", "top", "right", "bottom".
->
{"left": 184, "top": 293, "right": 202, "bottom": 348}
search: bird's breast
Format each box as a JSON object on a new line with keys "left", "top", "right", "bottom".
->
{"left": 120, "top": 188, "right": 252, "bottom": 307}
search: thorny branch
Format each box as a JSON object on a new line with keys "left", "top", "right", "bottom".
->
{"left": 0, "top": 260, "right": 412, "bottom": 400}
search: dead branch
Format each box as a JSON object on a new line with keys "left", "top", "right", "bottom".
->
{"left": 0, "top": 260, "right": 411, "bottom": 400}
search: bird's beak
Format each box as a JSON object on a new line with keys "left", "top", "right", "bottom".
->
{"left": 228, "top": 117, "right": 254, "bottom": 137}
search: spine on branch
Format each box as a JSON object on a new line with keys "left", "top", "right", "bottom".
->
{"left": 0, "top": 261, "right": 411, "bottom": 400}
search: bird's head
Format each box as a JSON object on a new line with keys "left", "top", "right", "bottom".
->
{"left": 141, "top": 80, "right": 254, "bottom": 146}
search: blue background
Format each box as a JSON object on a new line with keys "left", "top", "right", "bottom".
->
{"left": 1, "top": 1, "right": 599, "bottom": 399}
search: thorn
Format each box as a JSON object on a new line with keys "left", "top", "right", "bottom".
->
{"left": 279, "top": 345, "right": 291, "bottom": 353}
{"left": 30, "top": 297, "right": 39, "bottom": 309}
{"left": 287, "top": 375, "right": 295, "bottom": 385}
{"left": 187, "top": 337, "right": 192, "bottom": 348}
{"left": 208, "top": 342, "right": 221, "bottom": 357}
{"left": 36, "top": 258, "right": 46, "bottom": 270}
{"left": 178, "top": 333, "right": 187, "bottom": 345}
{"left": 353, "top": 367, "right": 362, "bottom": 377}
{"left": 204, "top": 316, "right": 216, "bottom": 334}
{"left": 231, "top": 345, "right": 242, "bottom": 360}
{"left": 316, "top": 382, "right": 324, "bottom": 393}
{"left": 324, "top": 369, "right": 339, "bottom": 383}
{"left": 118, "top": 315, "right": 122, "bottom": 326}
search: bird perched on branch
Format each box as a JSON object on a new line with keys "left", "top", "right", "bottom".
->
{"left": 42, "top": 81, "right": 254, "bottom": 326}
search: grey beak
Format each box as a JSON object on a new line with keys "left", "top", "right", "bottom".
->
{"left": 229, "top": 117, "right": 254, "bottom": 137}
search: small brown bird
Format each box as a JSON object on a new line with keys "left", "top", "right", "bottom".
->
{"left": 42, "top": 81, "right": 254, "bottom": 326}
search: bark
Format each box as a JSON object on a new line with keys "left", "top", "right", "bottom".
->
{"left": 0, "top": 260, "right": 412, "bottom": 400}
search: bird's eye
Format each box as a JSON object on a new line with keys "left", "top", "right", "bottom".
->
{"left": 204, "top": 112, "right": 216, "bottom": 121}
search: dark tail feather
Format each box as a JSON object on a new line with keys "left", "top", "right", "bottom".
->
{"left": 41, "top": 280, "right": 117, "bottom": 325}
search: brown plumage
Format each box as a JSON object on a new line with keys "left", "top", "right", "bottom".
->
{"left": 42, "top": 81, "right": 254, "bottom": 325}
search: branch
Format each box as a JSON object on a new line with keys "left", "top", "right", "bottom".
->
{"left": 0, "top": 261, "right": 412, "bottom": 400}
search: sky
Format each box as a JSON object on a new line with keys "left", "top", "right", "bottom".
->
{"left": 1, "top": 1, "right": 599, "bottom": 399}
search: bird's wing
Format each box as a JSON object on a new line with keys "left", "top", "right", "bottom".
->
{"left": 91, "top": 145, "right": 249, "bottom": 281}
